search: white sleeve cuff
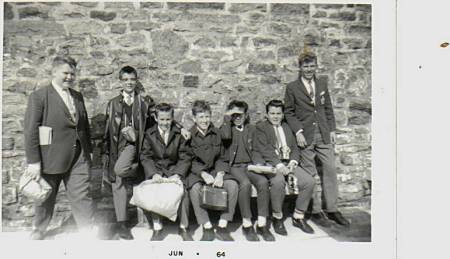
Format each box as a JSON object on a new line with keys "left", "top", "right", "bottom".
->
{"left": 289, "top": 160, "right": 298, "bottom": 166}
{"left": 28, "top": 163, "right": 41, "bottom": 170}
{"left": 296, "top": 129, "right": 303, "bottom": 136}
{"left": 275, "top": 163, "right": 284, "bottom": 169}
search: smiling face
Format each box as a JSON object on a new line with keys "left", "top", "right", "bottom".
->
{"left": 300, "top": 60, "right": 317, "bottom": 81}
{"left": 120, "top": 72, "right": 137, "bottom": 94}
{"left": 193, "top": 111, "right": 212, "bottom": 132}
{"left": 52, "top": 63, "right": 76, "bottom": 89}
{"left": 156, "top": 111, "right": 173, "bottom": 132}
{"left": 267, "top": 106, "right": 284, "bottom": 126}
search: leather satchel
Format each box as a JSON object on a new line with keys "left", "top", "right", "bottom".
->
{"left": 200, "top": 185, "right": 228, "bottom": 211}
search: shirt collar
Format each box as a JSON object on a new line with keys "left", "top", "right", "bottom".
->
{"left": 52, "top": 81, "right": 69, "bottom": 92}
{"left": 122, "top": 91, "right": 135, "bottom": 101}
{"left": 235, "top": 125, "right": 244, "bottom": 132}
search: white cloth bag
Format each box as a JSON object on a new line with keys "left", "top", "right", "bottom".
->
{"left": 130, "top": 177, "right": 184, "bottom": 221}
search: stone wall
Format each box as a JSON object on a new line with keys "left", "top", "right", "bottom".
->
{"left": 2, "top": 2, "right": 372, "bottom": 230}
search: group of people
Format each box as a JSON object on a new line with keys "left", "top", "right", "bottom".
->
{"left": 24, "top": 52, "right": 350, "bottom": 241}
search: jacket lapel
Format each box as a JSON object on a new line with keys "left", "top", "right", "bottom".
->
{"left": 68, "top": 88, "right": 80, "bottom": 124}
{"left": 264, "top": 121, "right": 278, "bottom": 149}
{"left": 297, "top": 79, "right": 312, "bottom": 101}
{"left": 49, "top": 85, "right": 75, "bottom": 124}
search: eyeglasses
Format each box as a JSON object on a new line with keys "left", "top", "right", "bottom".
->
{"left": 120, "top": 78, "right": 137, "bottom": 82}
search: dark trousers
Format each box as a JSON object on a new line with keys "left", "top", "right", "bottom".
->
{"left": 229, "top": 165, "right": 271, "bottom": 218}
{"left": 33, "top": 150, "right": 95, "bottom": 231}
{"left": 111, "top": 176, "right": 128, "bottom": 222}
{"left": 300, "top": 127, "right": 339, "bottom": 213}
{"left": 290, "top": 167, "right": 316, "bottom": 212}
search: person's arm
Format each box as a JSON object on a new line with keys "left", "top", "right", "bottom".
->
{"left": 140, "top": 131, "right": 159, "bottom": 179}
{"left": 284, "top": 84, "right": 304, "bottom": 134}
{"left": 170, "top": 137, "right": 192, "bottom": 179}
{"left": 253, "top": 125, "right": 282, "bottom": 167}
{"left": 80, "top": 94, "right": 93, "bottom": 158}
{"left": 214, "top": 136, "right": 229, "bottom": 176}
{"left": 322, "top": 82, "right": 337, "bottom": 132}
{"left": 24, "top": 91, "right": 44, "bottom": 180}
{"left": 219, "top": 114, "right": 233, "bottom": 141}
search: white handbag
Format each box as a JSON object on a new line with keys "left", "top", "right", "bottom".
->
{"left": 19, "top": 173, "right": 52, "bottom": 204}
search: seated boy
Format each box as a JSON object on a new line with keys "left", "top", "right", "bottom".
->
{"left": 140, "top": 103, "right": 193, "bottom": 241}
{"left": 253, "top": 100, "right": 316, "bottom": 235}
{"left": 219, "top": 100, "right": 275, "bottom": 241}
{"left": 186, "top": 100, "right": 239, "bottom": 241}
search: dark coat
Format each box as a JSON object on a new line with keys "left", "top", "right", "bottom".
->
{"left": 140, "top": 124, "right": 191, "bottom": 181}
{"left": 186, "top": 125, "right": 234, "bottom": 189}
{"left": 284, "top": 77, "right": 336, "bottom": 145}
{"left": 103, "top": 92, "right": 154, "bottom": 182}
{"left": 219, "top": 115, "right": 261, "bottom": 165}
{"left": 253, "top": 120, "right": 301, "bottom": 167}
{"left": 24, "top": 85, "right": 93, "bottom": 174}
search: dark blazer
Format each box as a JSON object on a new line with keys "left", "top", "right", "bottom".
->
{"left": 186, "top": 125, "right": 234, "bottom": 189}
{"left": 140, "top": 124, "right": 191, "bottom": 181}
{"left": 253, "top": 120, "right": 300, "bottom": 167}
{"left": 24, "top": 85, "right": 93, "bottom": 174}
{"left": 103, "top": 92, "right": 154, "bottom": 182}
{"left": 219, "top": 115, "right": 260, "bottom": 165}
{"left": 284, "top": 77, "right": 336, "bottom": 145}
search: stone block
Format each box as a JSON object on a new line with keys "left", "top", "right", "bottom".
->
{"left": 253, "top": 37, "right": 277, "bottom": 48}
{"left": 78, "top": 79, "right": 98, "bottom": 99}
{"left": 193, "top": 37, "right": 216, "bottom": 48}
{"left": 2, "top": 169, "right": 10, "bottom": 184}
{"left": 104, "top": 2, "right": 134, "bottom": 9}
{"left": 269, "top": 23, "right": 292, "bottom": 35}
{"left": 244, "top": 12, "right": 266, "bottom": 26}
{"left": 168, "top": 2, "right": 225, "bottom": 11}
{"left": 18, "top": 6, "right": 49, "bottom": 19}
{"left": 140, "top": 2, "right": 164, "bottom": 9}
{"left": 277, "top": 46, "right": 295, "bottom": 58}
{"left": 4, "top": 3, "right": 14, "bottom": 20}
{"left": 110, "top": 23, "right": 127, "bottom": 34}
{"left": 183, "top": 76, "right": 199, "bottom": 88}
{"left": 16, "top": 67, "right": 37, "bottom": 78}
{"left": 348, "top": 110, "right": 371, "bottom": 125}
{"left": 315, "top": 4, "right": 344, "bottom": 9}
{"left": 257, "top": 50, "right": 276, "bottom": 60}
{"left": 343, "top": 38, "right": 365, "bottom": 49}
{"left": 4, "top": 21, "right": 66, "bottom": 37}
{"left": 329, "top": 11, "right": 357, "bottom": 21}
{"left": 2, "top": 186, "right": 18, "bottom": 205}
{"left": 219, "top": 37, "right": 238, "bottom": 48}
{"left": 329, "top": 39, "right": 342, "bottom": 47}
{"left": 247, "top": 62, "right": 277, "bottom": 74}
{"left": 271, "top": 3, "right": 309, "bottom": 16}
{"left": 116, "top": 33, "right": 146, "bottom": 47}
{"left": 229, "top": 3, "right": 267, "bottom": 13}
{"left": 130, "top": 21, "right": 161, "bottom": 32}
{"left": 220, "top": 59, "right": 243, "bottom": 74}
{"left": 176, "top": 60, "right": 203, "bottom": 74}
{"left": 2, "top": 137, "right": 15, "bottom": 151}
{"left": 349, "top": 99, "right": 372, "bottom": 114}
{"left": 66, "top": 21, "right": 103, "bottom": 35}
{"left": 90, "top": 10, "right": 117, "bottom": 22}
{"left": 312, "top": 10, "right": 327, "bottom": 18}
{"left": 71, "top": 2, "right": 99, "bottom": 8}
{"left": 348, "top": 25, "right": 372, "bottom": 35}
{"left": 151, "top": 31, "right": 189, "bottom": 64}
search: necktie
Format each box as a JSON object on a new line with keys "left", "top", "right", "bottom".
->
{"left": 63, "top": 89, "right": 76, "bottom": 121}
{"left": 274, "top": 126, "right": 283, "bottom": 150}
{"left": 308, "top": 80, "right": 315, "bottom": 103}
{"left": 124, "top": 94, "right": 132, "bottom": 106}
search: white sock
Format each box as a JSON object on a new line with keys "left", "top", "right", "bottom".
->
{"left": 242, "top": 218, "right": 252, "bottom": 228}
{"left": 272, "top": 212, "right": 283, "bottom": 220}
{"left": 218, "top": 219, "right": 228, "bottom": 228}
{"left": 179, "top": 224, "right": 187, "bottom": 229}
{"left": 257, "top": 216, "right": 267, "bottom": 227}
{"left": 293, "top": 210, "right": 305, "bottom": 220}
{"left": 203, "top": 222, "right": 213, "bottom": 229}
{"left": 153, "top": 220, "right": 163, "bottom": 231}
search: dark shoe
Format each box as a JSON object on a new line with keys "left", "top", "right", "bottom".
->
{"left": 255, "top": 225, "right": 275, "bottom": 241}
{"left": 292, "top": 218, "right": 315, "bottom": 234}
{"left": 272, "top": 218, "right": 287, "bottom": 236}
{"left": 200, "top": 227, "right": 215, "bottom": 241}
{"left": 215, "top": 227, "right": 234, "bottom": 241}
{"left": 30, "top": 230, "right": 45, "bottom": 240}
{"left": 150, "top": 229, "right": 165, "bottom": 241}
{"left": 327, "top": 211, "right": 350, "bottom": 226}
{"left": 178, "top": 227, "right": 194, "bottom": 241}
{"left": 310, "top": 212, "right": 332, "bottom": 228}
{"left": 117, "top": 223, "right": 134, "bottom": 240}
{"left": 242, "top": 226, "right": 260, "bottom": 241}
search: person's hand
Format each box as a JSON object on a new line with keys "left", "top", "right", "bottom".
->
{"left": 287, "top": 160, "right": 298, "bottom": 172}
{"left": 181, "top": 128, "right": 191, "bottom": 140}
{"left": 152, "top": 174, "right": 163, "bottom": 181}
{"left": 276, "top": 164, "right": 290, "bottom": 176}
{"left": 201, "top": 171, "right": 215, "bottom": 185}
{"left": 330, "top": 131, "right": 336, "bottom": 145}
{"left": 26, "top": 165, "right": 41, "bottom": 181}
{"left": 296, "top": 131, "right": 307, "bottom": 148}
{"left": 213, "top": 172, "right": 224, "bottom": 188}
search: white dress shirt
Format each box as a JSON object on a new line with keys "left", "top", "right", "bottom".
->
{"left": 158, "top": 126, "right": 170, "bottom": 145}
{"left": 52, "top": 82, "right": 76, "bottom": 121}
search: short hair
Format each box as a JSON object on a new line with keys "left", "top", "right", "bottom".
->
{"left": 155, "top": 103, "right": 174, "bottom": 118}
{"left": 119, "top": 65, "right": 138, "bottom": 79}
{"left": 52, "top": 56, "right": 77, "bottom": 69}
{"left": 266, "top": 99, "right": 285, "bottom": 113}
{"left": 227, "top": 100, "right": 248, "bottom": 113}
{"left": 192, "top": 100, "right": 211, "bottom": 116}
{"left": 298, "top": 52, "right": 317, "bottom": 67}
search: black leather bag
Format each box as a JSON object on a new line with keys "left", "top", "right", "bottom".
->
{"left": 200, "top": 185, "right": 228, "bottom": 211}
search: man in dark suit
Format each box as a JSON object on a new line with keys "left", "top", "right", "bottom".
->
{"left": 140, "top": 103, "right": 193, "bottom": 241}
{"left": 187, "top": 100, "right": 239, "bottom": 242}
{"left": 24, "top": 56, "right": 96, "bottom": 240}
{"left": 219, "top": 100, "right": 275, "bottom": 242}
{"left": 103, "top": 66, "right": 153, "bottom": 240}
{"left": 253, "top": 100, "right": 316, "bottom": 234}
{"left": 284, "top": 51, "right": 350, "bottom": 226}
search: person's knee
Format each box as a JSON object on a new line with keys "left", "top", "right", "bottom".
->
{"left": 271, "top": 174, "right": 286, "bottom": 187}
{"left": 239, "top": 178, "right": 252, "bottom": 191}
{"left": 303, "top": 174, "right": 316, "bottom": 190}
{"left": 189, "top": 183, "right": 203, "bottom": 196}
{"left": 254, "top": 178, "right": 269, "bottom": 192}
{"left": 224, "top": 180, "right": 239, "bottom": 193}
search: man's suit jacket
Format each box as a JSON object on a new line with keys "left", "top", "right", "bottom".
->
{"left": 24, "top": 85, "right": 93, "bottom": 174}
{"left": 284, "top": 77, "right": 336, "bottom": 145}
{"left": 140, "top": 124, "right": 191, "bottom": 181}
{"left": 252, "top": 120, "right": 300, "bottom": 167}
{"left": 219, "top": 115, "right": 261, "bottom": 166}
{"left": 103, "top": 92, "right": 153, "bottom": 182}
